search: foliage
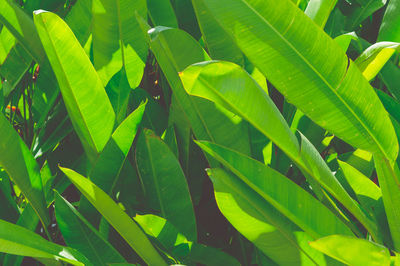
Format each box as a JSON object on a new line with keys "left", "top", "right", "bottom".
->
{"left": 0, "top": 0, "right": 400, "bottom": 265}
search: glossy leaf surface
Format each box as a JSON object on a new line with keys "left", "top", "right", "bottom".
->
{"left": 200, "top": 0, "right": 398, "bottom": 162}
{"left": 34, "top": 11, "right": 115, "bottom": 162}
{"left": 136, "top": 129, "right": 197, "bottom": 241}
{"left": 60, "top": 167, "right": 167, "bottom": 265}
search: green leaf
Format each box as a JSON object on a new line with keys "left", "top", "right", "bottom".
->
{"left": 374, "top": 156, "right": 400, "bottom": 251}
{"left": 92, "top": 0, "right": 147, "bottom": 88}
{"left": 137, "top": 23, "right": 251, "bottom": 166}
{"left": 196, "top": 141, "right": 353, "bottom": 238}
{"left": 79, "top": 102, "right": 145, "bottom": 225}
{"left": 34, "top": 10, "right": 115, "bottom": 163}
{"left": 346, "top": 0, "right": 387, "bottom": 30}
{"left": 355, "top": 42, "right": 400, "bottom": 81}
{"left": 0, "top": 27, "right": 15, "bottom": 63}
{"left": 65, "top": 0, "right": 93, "bottom": 46}
{"left": 60, "top": 167, "right": 167, "bottom": 265}
{"left": 0, "top": 218, "right": 89, "bottom": 266}
{"left": 0, "top": 114, "right": 49, "bottom": 226}
{"left": 378, "top": 0, "right": 400, "bottom": 42}
{"left": 54, "top": 191, "right": 126, "bottom": 265}
{"left": 180, "top": 61, "right": 298, "bottom": 163}
{"left": 192, "top": 0, "right": 245, "bottom": 66}
{"left": 304, "top": 0, "right": 338, "bottom": 28}
{"left": 0, "top": 43, "right": 32, "bottom": 97}
{"left": 200, "top": 0, "right": 398, "bottom": 162}
{"left": 0, "top": 170, "right": 19, "bottom": 223}
{"left": 180, "top": 60, "right": 377, "bottom": 239}
{"left": 106, "top": 70, "right": 134, "bottom": 124}
{"left": 309, "top": 235, "right": 391, "bottom": 265}
{"left": 334, "top": 32, "right": 358, "bottom": 52}
{"left": 170, "top": 0, "right": 201, "bottom": 39}
{"left": 136, "top": 129, "right": 197, "bottom": 241}
{"left": 2, "top": 204, "right": 39, "bottom": 266}
{"left": 338, "top": 160, "right": 382, "bottom": 212}
{"left": 207, "top": 168, "right": 329, "bottom": 265}
{"left": 91, "top": 102, "right": 146, "bottom": 193}
{"left": 147, "top": 0, "right": 178, "bottom": 28}
{"left": 380, "top": 60, "right": 400, "bottom": 101}
{"left": 134, "top": 214, "right": 241, "bottom": 266}
{"left": 0, "top": 0, "right": 45, "bottom": 64}
{"left": 162, "top": 125, "right": 179, "bottom": 159}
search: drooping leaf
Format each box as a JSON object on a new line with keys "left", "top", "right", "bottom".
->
{"left": 181, "top": 60, "right": 377, "bottom": 239}
{"left": 136, "top": 129, "right": 197, "bottom": 241}
{"left": 355, "top": 42, "right": 400, "bottom": 81}
{"left": 60, "top": 167, "right": 167, "bottom": 265}
{"left": 0, "top": 219, "right": 90, "bottom": 266}
{"left": 2, "top": 204, "right": 39, "bottom": 266}
{"left": 207, "top": 168, "right": 331, "bottom": 265}
{"left": 200, "top": 0, "right": 398, "bottom": 162}
{"left": 34, "top": 10, "right": 115, "bottom": 163}
{"left": 196, "top": 141, "right": 353, "bottom": 238}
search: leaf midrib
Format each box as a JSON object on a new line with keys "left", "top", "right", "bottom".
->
{"left": 39, "top": 14, "right": 100, "bottom": 154}
{"left": 239, "top": 0, "right": 391, "bottom": 160}
{"left": 215, "top": 170, "right": 319, "bottom": 265}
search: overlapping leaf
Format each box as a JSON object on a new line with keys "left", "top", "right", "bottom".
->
{"left": 34, "top": 11, "right": 115, "bottom": 162}
{"left": 200, "top": 0, "right": 398, "bottom": 162}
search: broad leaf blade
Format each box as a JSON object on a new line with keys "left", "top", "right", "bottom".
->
{"left": 136, "top": 129, "right": 197, "bottom": 241}
{"left": 34, "top": 11, "right": 115, "bottom": 162}
{"left": 55, "top": 192, "right": 126, "bottom": 265}
{"left": 374, "top": 156, "right": 400, "bottom": 250}
{"left": 92, "top": 0, "right": 147, "bottom": 88}
{"left": 0, "top": 114, "right": 49, "bottom": 226}
{"left": 378, "top": 0, "right": 400, "bottom": 42}
{"left": 200, "top": 0, "right": 398, "bottom": 162}
{"left": 135, "top": 214, "right": 240, "bottom": 266}
{"left": 197, "top": 141, "right": 353, "bottom": 238}
{"left": 310, "top": 235, "right": 390, "bottom": 265}
{"left": 60, "top": 167, "right": 167, "bottom": 265}
{"left": 207, "top": 168, "right": 330, "bottom": 265}
{"left": 0, "top": 0, "right": 45, "bottom": 64}
{"left": 181, "top": 61, "right": 377, "bottom": 239}
{"left": 79, "top": 102, "right": 146, "bottom": 225}
{"left": 147, "top": 0, "right": 178, "bottom": 28}
{"left": 0, "top": 219, "right": 89, "bottom": 266}
{"left": 192, "top": 0, "right": 245, "bottom": 66}
{"left": 355, "top": 42, "right": 400, "bottom": 81}
{"left": 305, "top": 0, "right": 338, "bottom": 28}
{"left": 137, "top": 23, "right": 251, "bottom": 166}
